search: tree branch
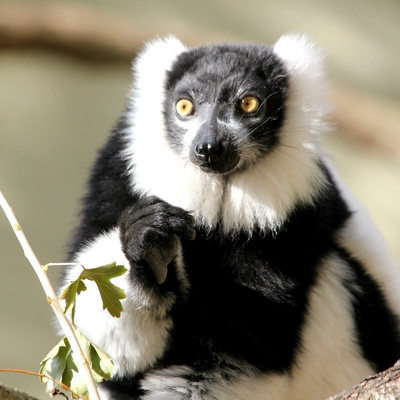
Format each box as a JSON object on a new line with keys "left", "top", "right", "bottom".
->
{"left": 0, "top": 369, "right": 83, "bottom": 399}
{"left": 0, "top": 190, "right": 99, "bottom": 400}
{"left": 0, "top": 1, "right": 225, "bottom": 62}
{"left": 327, "top": 361, "right": 400, "bottom": 399}
{"left": 0, "top": 2, "right": 143, "bottom": 61}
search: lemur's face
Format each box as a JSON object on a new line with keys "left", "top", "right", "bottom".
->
{"left": 164, "top": 45, "right": 288, "bottom": 175}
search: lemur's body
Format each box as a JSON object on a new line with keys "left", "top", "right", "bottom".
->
{"left": 62, "top": 36, "right": 400, "bottom": 399}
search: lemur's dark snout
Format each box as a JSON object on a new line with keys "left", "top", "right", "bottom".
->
{"left": 191, "top": 137, "right": 239, "bottom": 174}
{"left": 194, "top": 141, "right": 224, "bottom": 164}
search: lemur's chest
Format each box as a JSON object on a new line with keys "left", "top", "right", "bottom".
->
{"left": 180, "top": 227, "right": 320, "bottom": 300}
{"left": 166, "top": 230, "right": 321, "bottom": 375}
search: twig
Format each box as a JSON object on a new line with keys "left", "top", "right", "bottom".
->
{"left": 0, "top": 369, "right": 85, "bottom": 400}
{"left": 0, "top": 190, "right": 100, "bottom": 400}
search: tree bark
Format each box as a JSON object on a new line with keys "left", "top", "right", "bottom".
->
{"left": 327, "top": 361, "right": 400, "bottom": 399}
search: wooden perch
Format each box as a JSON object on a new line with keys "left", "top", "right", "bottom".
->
{"left": 327, "top": 360, "right": 400, "bottom": 399}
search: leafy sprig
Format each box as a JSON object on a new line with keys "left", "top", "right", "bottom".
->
{"left": 0, "top": 188, "right": 128, "bottom": 400}
{"left": 40, "top": 329, "right": 115, "bottom": 399}
{"left": 43, "top": 261, "right": 127, "bottom": 398}
{"left": 59, "top": 262, "right": 127, "bottom": 324}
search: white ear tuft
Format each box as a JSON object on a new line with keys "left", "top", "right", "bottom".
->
{"left": 273, "top": 34, "right": 324, "bottom": 78}
{"left": 273, "top": 34, "right": 331, "bottom": 137}
{"left": 132, "top": 36, "right": 186, "bottom": 91}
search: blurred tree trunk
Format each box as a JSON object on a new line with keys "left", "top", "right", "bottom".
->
{"left": 0, "top": 2, "right": 143, "bottom": 61}
{"left": 1, "top": 1, "right": 400, "bottom": 160}
{"left": 0, "top": 1, "right": 223, "bottom": 61}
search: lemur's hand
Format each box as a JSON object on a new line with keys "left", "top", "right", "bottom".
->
{"left": 119, "top": 196, "right": 196, "bottom": 284}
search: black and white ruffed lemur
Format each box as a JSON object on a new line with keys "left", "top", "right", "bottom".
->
{"left": 60, "top": 35, "right": 400, "bottom": 400}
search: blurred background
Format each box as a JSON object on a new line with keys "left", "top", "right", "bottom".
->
{"left": 0, "top": 0, "right": 400, "bottom": 398}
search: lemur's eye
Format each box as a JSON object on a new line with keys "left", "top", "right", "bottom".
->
{"left": 176, "top": 99, "right": 195, "bottom": 117}
{"left": 240, "top": 96, "right": 260, "bottom": 114}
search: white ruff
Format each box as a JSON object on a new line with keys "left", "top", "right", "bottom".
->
{"left": 125, "top": 35, "right": 330, "bottom": 234}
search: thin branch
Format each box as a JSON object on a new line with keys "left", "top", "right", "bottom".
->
{"left": 0, "top": 190, "right": 100, "bottom": 400}
{"left": 0, "top": 369, "right": 85, "bottom": 400}
{"left": 44, "top": 263, "right": 85, "bottom": 270}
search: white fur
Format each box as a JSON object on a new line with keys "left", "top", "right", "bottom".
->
{"left": 141, "top": 364, "right": 290, "bottom": 400}
{"left": 125, "top": 35, "right": 330, "bottom": 234}
{"left": 287, "top": 253, "right": 374, "bottom": 400}
{"left": 61, "top": 228, "right": 177, "bottom": 377}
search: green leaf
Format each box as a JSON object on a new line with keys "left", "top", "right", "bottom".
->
{"left": 64, "top": 355, "right": 86, "bottom": 399}
{"left": 74, "top": 329, "right": 115, "bottom": 382}
{"left": 59, "top": 279, "right": 87, "bottom": 324}
{"left": 39, "top": 337, "right": 84, "bottom": 398}
{"left": 39, "top": 337, "right": 70, "bottom": 385}
{"left": 81, "top": 262, "right": 127, "bottom": 318}
{"left": 40, "top": 330, "right": 115, "bottom": 399}
{"left": 59, "top": 262, "right": 127, "bottom": 320}
{"left": 60, "top": 279, "right": 87, "bottom": 311}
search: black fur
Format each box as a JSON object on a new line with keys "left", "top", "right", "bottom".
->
{"left": 67, "top": 112, "right": 136, "bottom": 258}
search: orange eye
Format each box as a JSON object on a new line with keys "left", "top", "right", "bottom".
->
{"left": 176, "top": 99, "right": 194, "bottom": 117}
{"left": 240, "top": 96, "right": 260, "bottom": 113}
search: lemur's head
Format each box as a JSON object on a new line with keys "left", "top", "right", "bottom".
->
{"left": 125, "top": 36, "right": 330, "bottom": 233}
{"left": 163, "top": 44, "right": 288, "bottom": 175}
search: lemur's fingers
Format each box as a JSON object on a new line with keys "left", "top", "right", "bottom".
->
{"left": 118, "top": 196, "right": 195, "bottom": 284}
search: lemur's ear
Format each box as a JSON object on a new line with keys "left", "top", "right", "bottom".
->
{"left": 273, "top": 34, "right": 331, "bottom": 136}
{"left": 273, "top": 34, "right": 324, "bottom": 80}
{"left": 130, "top": 36, "right": 187, "bottom": 103}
